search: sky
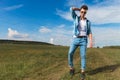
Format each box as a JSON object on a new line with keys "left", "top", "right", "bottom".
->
{"left": 0, "top": 0, "right": 120, "bottom": 47}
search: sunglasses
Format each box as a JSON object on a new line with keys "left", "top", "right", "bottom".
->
{"left": 81, "top": 11, "right": 87, "bottom": 14}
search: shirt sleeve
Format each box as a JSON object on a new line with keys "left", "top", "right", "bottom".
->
{"left": 70, "top": 7, "right": 77, "bottom": 20}
{"left": 87, "top": 21, "right": 92, "bottom": 35}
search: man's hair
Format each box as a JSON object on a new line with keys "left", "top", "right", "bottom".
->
{"left": 80, "top": 5, "right": 88, "bottom": 10}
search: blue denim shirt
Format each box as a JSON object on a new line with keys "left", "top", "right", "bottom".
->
{"left": 70, "top": 7, "right": 92, "bottom": 37}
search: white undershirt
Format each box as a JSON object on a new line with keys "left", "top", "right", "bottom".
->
{"left": 78, "top": 20, "right": 87, "bottom": 36}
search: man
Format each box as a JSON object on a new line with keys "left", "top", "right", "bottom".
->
{"left": 68, "top": 5, "right": 92, "bottom": 80}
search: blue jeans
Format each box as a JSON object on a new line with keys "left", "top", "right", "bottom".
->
{"left": 68, "top": 37, "right": 87, "bottom": 70}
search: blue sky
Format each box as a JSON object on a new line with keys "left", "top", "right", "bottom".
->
{"left": 0, "top": 0, "right": 120, "bottom": 47}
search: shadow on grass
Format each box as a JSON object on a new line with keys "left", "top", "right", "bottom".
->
{"left": 87, "top": 64, "right": 120, "bottom": 75}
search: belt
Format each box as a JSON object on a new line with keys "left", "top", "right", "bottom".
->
{"left": 77, "top": 36, "right": 87, "bottom": 38}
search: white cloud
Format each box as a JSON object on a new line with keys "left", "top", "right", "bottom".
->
{"left": 57, "top": 0, "right": 120, "bottom": 24}
{"left": 8, "top": 28, "right": 29, "bottom": 39}
{"left": 39, "top": 26, "right": 51, "bottom": 33}
{"left": 3, "top": 4, "right": 24, "bottom": 11}
{"left": 65, "top": 0, "right": 84, "bottom": 7}
{"left": 92, "top": 27, "right": 120, "bottom": 47}
{"left": 49, "top": 38, "right": 54, "bottom": 44}
{"left": 57, "top": 24, "right": 65, "bottom": 28}
{"left": 38, "top": 24, "right": 73, "bottom": 46}
{"left": 56, "top": 9, "right": 72, "bottom": 21}
{"left": 87, "top": 5, "right": 120, "bottom": 24}
{"left": 38, "top": 23, "right": 120, "bottom": 47}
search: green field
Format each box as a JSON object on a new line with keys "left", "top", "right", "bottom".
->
{"left": 0, "top": 42, "right": 120, "bottom": 80}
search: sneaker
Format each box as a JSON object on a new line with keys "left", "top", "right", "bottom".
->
{"left": 80, "top": 72, "right": 85, "bottom": 80}
{"left": 69, "top": 69, "right": 75, "bottom": 75}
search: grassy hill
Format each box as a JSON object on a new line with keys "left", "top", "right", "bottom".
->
{"left": 0, "top": 40, "right": 120, "bottom": 80}
{"left": 0, "top": 39, "right": 53, "bottom": 45}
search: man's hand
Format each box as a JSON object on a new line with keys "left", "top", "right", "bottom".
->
{"left": 72, "top": 7, "right": 80, "bottom": 11}
{"left": 89, "top": 41, "right": 93, "bottom": 48}
{"left": 89, "top": 34, "right": 93, "bottom": 48}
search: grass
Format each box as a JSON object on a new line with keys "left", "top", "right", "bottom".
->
{"left": 0, "top": 44, "right": 120, "bottom": 80}
{"left": 61, "top": 48, "right": 120, "bottom": 80}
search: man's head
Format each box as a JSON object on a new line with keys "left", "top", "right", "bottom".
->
{"left": 80, "top": 5, "right": 88, "bottom": 18}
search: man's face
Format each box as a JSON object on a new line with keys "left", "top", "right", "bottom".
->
{"left": 80, "top": 8, "right": 87, "bottom": 18}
